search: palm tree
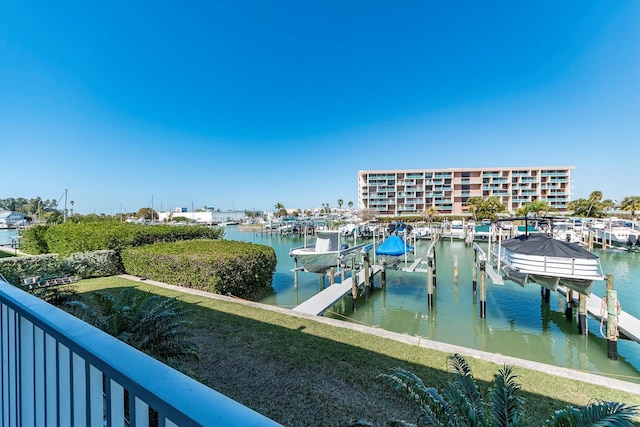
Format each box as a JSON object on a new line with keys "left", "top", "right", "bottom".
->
{"left": 338, "top": 199, "right": 344, "bottom": 209}
{"left": 67, "top": 289, "right": 199, "bottom": 370}
{"left": 379, "top": 353, "right": 638, "bottom": 426}
{"left": 348, "top": 201, "right": 354, "bottom": 210}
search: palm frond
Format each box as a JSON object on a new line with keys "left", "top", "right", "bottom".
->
{"left": 544, "top": 400, "right": 639, "bottom": 427}
{"left": 488, "top": 365, "right": 526, "bottom": 427}
{"left": 446, "top": 354, "right": 485, "bottom": 424}
{"left": 379, "top": 367, "right": 454, "bottom": 426}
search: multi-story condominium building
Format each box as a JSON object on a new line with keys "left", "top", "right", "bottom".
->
{"left": 358, "top": 166, "right": 573, "bottom": 216}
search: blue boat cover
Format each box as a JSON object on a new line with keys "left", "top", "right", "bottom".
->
{"left": 375, "top": 235, "right": 414, "bottom": 256}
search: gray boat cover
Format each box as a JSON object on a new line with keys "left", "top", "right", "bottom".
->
{"left": 501, "top": 233, "right": 597, "bottom": 259}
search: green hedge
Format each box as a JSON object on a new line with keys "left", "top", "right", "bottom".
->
{"left": 120, "top": 240, "right": 276, "bottom": 300}
{"left": 0, "top": 250, "right": 121, "bottom": 286}
{"left": 20, "top": 222, "right": 224, "bottom": 256}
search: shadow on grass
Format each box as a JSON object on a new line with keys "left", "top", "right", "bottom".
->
{"left": 74, "top": 278, "right": 640, "bottom": 427}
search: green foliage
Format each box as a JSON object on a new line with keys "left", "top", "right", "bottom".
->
{"left": 467, "top": 196, "right": 506, "bottom": 221}
{"left": 544, "top": 401, "right": 639, "bottom": 426}
{"left": 0, "top": 254, "right": 67, "bottom": 285}
{"left": 67, "top": 288, "right": 199, "bottom": 370}
{"left": 19, "top": 224, "right": 50, "bottom": 254}
{"left": 120, "top": 239, "right": 276, "bottom": 300}
{"left": 516, "top": 200, "right": 552, "bottom": 217}
{"left": 22, "top": 222, "right": 223, "bottom": 256}
{"left": 0, "top": 250, "right": 121, "bottom": 285}
{"left": 568, "top": 191, "right": 614, "bottom": 218}
{"left": 620, "top": 196, "right": 640, "bottom": 218}
{"left": 380, "top": 354, "right": 638, "bottom": 426}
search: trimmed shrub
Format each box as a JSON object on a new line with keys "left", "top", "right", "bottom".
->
{"left": 61, "top": 250, "right": 122, "bottom": 278}
{"left": 0, "top": 250, "right": 121, "bottom": 286}
{"left": 26, "top": 222, "right": 223, "bottom": 256}
{"left": 0, "top": 254, "right": 64, "bottom": 285}
{"left": 120, "top": 239, "right": 276, "bottom": 300}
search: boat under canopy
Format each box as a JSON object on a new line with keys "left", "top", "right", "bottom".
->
{"left": 495, "top": 233, "right": 605, "bottom": 295}
{"left": 375, "top": 235, "right": 414, "bottom": 257}
{"left": 290, "top": 231, "right": 367, "bottom": 273}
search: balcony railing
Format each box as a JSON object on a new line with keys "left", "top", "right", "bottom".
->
{"left": 0, "top": 279, "right": 280, "bottom": 427}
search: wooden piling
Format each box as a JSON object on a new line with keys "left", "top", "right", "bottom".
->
{"left": 351, "top": 258, "right": 357, "bottom": 311}
{"left": 364, "top": 257, "right": 370, "bottom": 299}
{"left": 432, "top": 249, "right": 437, "bottom": 288}
{"left": 427, "top": 257, "right": 434, "bottom": 310}
{"left": 453, "top": 254, "right": 459, "bottom": 284}
{"left": 606, "top": 274, "right": 618, "bottom": 360}
{"left": 479, "top": 261, "right": 487, "bottom": 318}
{"left": 578, "top": 293, "right": 588, "bottom": 335}
{"left": 565, "top": 289, "right": 573, "bottom": 321}
{"left": 329, "top": 267, "right": 335, "bottom": 286}
{"left": 472, "top": 250, "right": 477, "bottom": 293}
{"left": 381, "top": 261, "right": 386, "bottom": 289}
{"left": 294, "top": 258, "right": 299, "bottom": 288}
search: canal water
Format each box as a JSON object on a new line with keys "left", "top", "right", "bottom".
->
{"left": 1, "top": 227, "right": 639, "bottom": 382}
{"left": 223, "top": 226, "right": 640, "bottom": 384}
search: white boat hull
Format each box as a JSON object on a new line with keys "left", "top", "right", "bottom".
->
{"left": 493, "top": 234, "right": 605, "bottom": 295}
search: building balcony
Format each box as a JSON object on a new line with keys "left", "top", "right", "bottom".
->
{"left": 0, "top": 279, "right": 280, "bottom": 427}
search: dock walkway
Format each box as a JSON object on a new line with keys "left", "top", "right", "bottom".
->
{"left": 558, "top": 287, "right": 640, "bottom": 344}
{"left": 293, "top": 265, "right": 382, "bottom": 316}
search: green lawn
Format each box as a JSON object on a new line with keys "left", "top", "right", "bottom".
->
{"left": 75, "top": 276, "right": 640, "bottom": 426}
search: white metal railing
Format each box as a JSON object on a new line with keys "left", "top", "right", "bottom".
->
{"left": 0, "top": 279, "right": 281, "bottom": 427}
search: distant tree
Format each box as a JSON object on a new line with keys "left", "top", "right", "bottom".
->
{"left": 137, "top": 207, "right": 157, "bottom": 221}
{"left": 422, "top": 206, "right": 438, "bottom": 223}
{"left": 466, "top": 196, "right": 484, "bottom": 221}
{"left": 569, "top": 191, "right": 611, "bottom": 218}
{"left": 337, "top": 199, "right": 344, "bottom": 209}
{"left": 348, "top": 201, "right": 354, "bottom": 210}
{"left": 516, "top": 200, "right": 551, "bottom": 217}
{"left": 621, "top": 196, "right": 640, "bottom": 219}
{"left": 466, "top": 196, "right": 506, "bottom": 221}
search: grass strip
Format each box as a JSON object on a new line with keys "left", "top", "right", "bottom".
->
{"left": 76, "top": 276, "right": 640, "bottom": 426}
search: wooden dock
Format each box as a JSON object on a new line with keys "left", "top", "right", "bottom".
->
{"left": 293, "top": 265, "right": 382, "bottom": 316}
{"left": 558, "top": 287, "right": 640, "bottom": 344}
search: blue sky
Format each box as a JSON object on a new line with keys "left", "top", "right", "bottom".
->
{"left": 1, "top": 1, "right": 638, "bottom": 214}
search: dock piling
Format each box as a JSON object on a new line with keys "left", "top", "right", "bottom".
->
{"left": 578, "top": 294, "right": 588, "bottom": 335}
{"left": 479, "top": 260, "right": 487, "bottom": 318}
{"left": 472, "top": 250, "right": 477, "bottom": 293}
{"left": 565, "top": 289, "right": 573, "bottom": 321}
{"left": 381, "top": 261, "right": 386, "bottom": 289}
{"left": 606, "top": 274, "right": 618, "bottom": 360}
{"left": 427, "top": 257, "right": 434, "bottom": 310}
{"left": 453, "top": 254, "right": 459, "bottom": 284}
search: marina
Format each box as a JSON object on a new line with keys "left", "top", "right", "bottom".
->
{"left": 222, "top": 226, "right": 640, "bottom": 384}
{"left": 2, "top": 226, "right": 640, "bottom": 383}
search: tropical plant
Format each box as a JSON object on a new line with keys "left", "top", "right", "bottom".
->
{"left": 516, "top": 200, "right": 551, "bottom": 217}
{"left": 379, "top": 353, "right": 638, "bottom": 426}
{"left": 348, "top": 201, "right": 354, "bottom": 210}
{"left": 568, "top": 191, "right": 614, "bottom": 218}
{"left": 466, "top": 196, "right": 506, "bottom": 221}
{"left": 338, "top": 199, "right": 344, "bottom": 209}
{"left": 67, "top": 289, "right": 199, "bottom": 370}
{"left": 620, "top": 196, "right": 640, "bottom": 219}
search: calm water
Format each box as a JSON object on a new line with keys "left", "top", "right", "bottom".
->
{"left": 2, "top": 227, "right": 639, "bottom": 382}
{"left": 224, "top": 226, "right": 640, "bottom": 383}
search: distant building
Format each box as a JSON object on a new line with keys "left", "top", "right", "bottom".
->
{"left": 0, "top": 211, "right": 26, "bottom": 228}
{"left": 157, "top": 209, "right": 247, "bottom": 224}
{"left": 358, "top": 166, "right": 573, "bottom": 216}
